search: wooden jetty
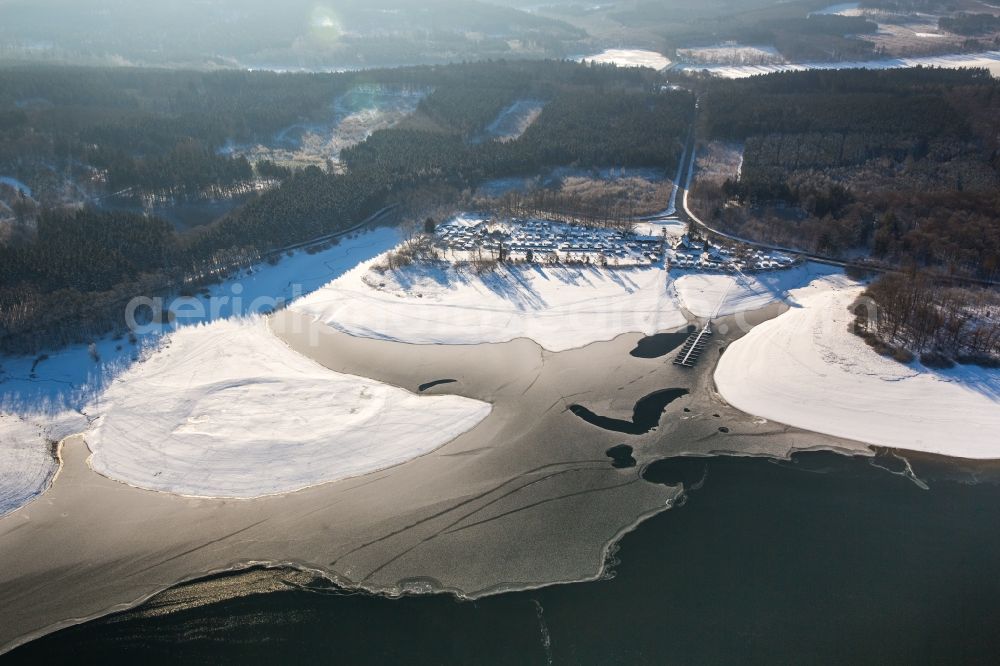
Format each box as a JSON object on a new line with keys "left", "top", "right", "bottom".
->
{"left": 672, "top": 325, "right": 713, "bottom": 368}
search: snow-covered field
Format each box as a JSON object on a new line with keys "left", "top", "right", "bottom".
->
{"left": 478, "top": 99, "right": 546, "bottom": 143}
{"left": 0, "top": 227, "right": 401, "bottom": 512}
{"left": 633, "top": 219, "right": 686, "bottom": 239}
{"left": 0, "top": 411, "right": 86, "bottom": 516}
{"left": 294, "top": 258, "right": 688, "bottom": 352}
{"left": 0, "top": 415, "right": 55, "bottom": 516}
{"left": 580, "top": 49, "right": 671, "bottom": 71}
{"left": 220, "top": 85, "right": 426, "bottom": 169}
{"left": 672, "top": 264, "right": 839, "bottom": 318}
{"left": 673, "top": 50, "right": 1000, "bottom": 78}
{"left": 809, "top": 2, "right": 864, "bottom": 17}
{"left": 86, "top": 317, "right": 490, "bottom": 497}
{"left": 715, "top": 275, "right": 1000, "bottom": 458}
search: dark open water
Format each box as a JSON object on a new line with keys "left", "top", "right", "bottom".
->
{"left": 8, "top": 451, "right": 1000, "bottom": 665}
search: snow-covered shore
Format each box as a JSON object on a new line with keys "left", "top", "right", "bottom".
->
{"left": 293, "top": 260, "right": 689, "bottom": 352}
{"left": 715, "top": 275, "right": 1000, "bottom": 458}
{"left": 579, "top": 49, "right": 671, "bottom": 71}
{"left": 291, "top": 244, "right": 843, "bottom": 351}
{"left": 10, "top": 216, "right": 997, "bottom": 513}
{"left": 0, "top": 226, "right": 401, "bottom": 414}
{"left": 0, "top": 411, "right": 86, "bottom": 516}
{"left": 86, "top": 317, "right": 491, "bottom": 498}
{"left": 0, "top": 227, "right": 401, "bottom": 513}
{"left": 672, "top": 263, "right": 839, "bottom": 318}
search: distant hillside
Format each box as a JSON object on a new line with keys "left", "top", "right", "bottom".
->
{"left": 693, "top": 67, "right": 1000, "bottom": 280}
{"left": 0, "top": 0, "right": 589, "bottom": 69}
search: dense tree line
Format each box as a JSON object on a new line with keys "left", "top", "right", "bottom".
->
{"left": 478, "top": 187, "right": 648, "bottom": 233}
{"left": 0, "top": 0, "right": 588, "bottom": 70}
{"left": 744, "top": 15, "right": 882, "bottom": 62}
{"left": 0, "top": 66, "right": 351, "bottom": 201}
{"left": 0, "top": 67, "right": 348, "bottom": 144}
{"left": 0, "top": 60, "right": 691, "bottom": 352}
{"left": 701, "top": 68, "right": 983, "bottom": 139}
{"left": 95, "top": 141, "right": 254, "bottom": 194}
{"left": 617, "top": 1, "right": 882, "bottom": 63}
{"left": 939, "top": 13, "right": 1000, "bottom": 36}
{"left": 0, "top": 60, "right": 664, "bottom": 203}
{"left": 418, "top": 86, "right": 533, "bottom": 137}
{"left": 345, "top": 88, "right": 692, "bottom": 185}
{"left": 0, "top": 209, "right": 174, "bottom": 293}
{"left": 854, "top": 271, "right": 1000, "bottom": 365}
{"left": 695, "top": 67, "right": 1000, "bottom": 279}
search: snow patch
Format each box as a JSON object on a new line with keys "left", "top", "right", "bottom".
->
{"left": 673, "top": 264, "right": 839, "bottom": 318}
{"left": 580, "top": 49, "right": 671, "bottom": 71}
{"left": 294, "top": 257, "right": 687, "bottom": 352}
{"left": 478, "top": 99, "right": 546, "bottom": 143}
{"left": 85, "top": 317, "right": 491, "bottom": 498}
{"left": 220, "top": 85, "right": 427, "bottom": 168}
{"left": 0, "top": 411, "right": 86, "bottom": 516}
{"left": 633, "top": 219, "right": 687, "bottom": 239}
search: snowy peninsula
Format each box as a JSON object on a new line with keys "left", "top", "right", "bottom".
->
{"left": 715, "top": 275, "right": 1000, "bottom": 458}
{"left": 86, "top": 316, "right": 491, "bottom": 498}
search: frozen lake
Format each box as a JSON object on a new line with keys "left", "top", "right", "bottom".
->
{"left": 15, "top": 451, "right": 1000, "bottom": 664}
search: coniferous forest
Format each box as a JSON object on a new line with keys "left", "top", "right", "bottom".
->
{"left": 5, "top": 60, "right": 1000, "bottom": 355}
{"left": 0, "top": 61, "right": 691, "bottom": 352}
{"left": 693, "top": 67, "right": 1000, "bottom": 281}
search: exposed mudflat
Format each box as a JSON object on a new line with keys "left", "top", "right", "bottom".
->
{"left": 0, "top": 302, "right": 870, "bottom": 654}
